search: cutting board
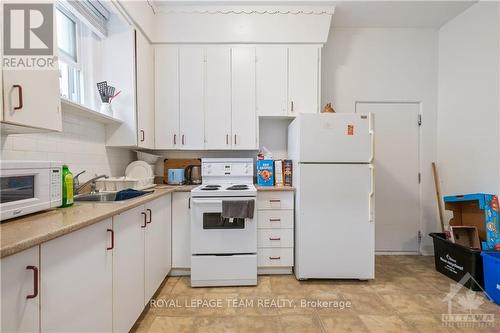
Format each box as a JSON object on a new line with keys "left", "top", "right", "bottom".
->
{"left": 163, "top": 159, "right": 201, "bottom": 184}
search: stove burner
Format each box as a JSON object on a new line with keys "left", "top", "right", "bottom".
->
{"left": 201, "top": 185, "right": 221, "bottom": 191}
{"left": 226, "top": 185, "right": 249, "bottom": 190}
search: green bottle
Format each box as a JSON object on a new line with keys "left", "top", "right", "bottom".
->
{"left": 60, "top": 165, "right": 74, "bottom": 207}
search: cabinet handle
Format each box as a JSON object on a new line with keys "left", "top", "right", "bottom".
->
{"left": 13, "top": 85, "right": 23, "bottom": 110}
{"left": 269, "top": 218, "right": 281, "bottom": 222}
{"left": 146, "top": 209, "right": 152, "bottom": 224}
{"left": 141, "top": 212, "right": 147, "bottom": 228}
{"left": 188, "top": 197, "right": 191, "bottom": 209}
{"left": 226, "top": 134, "right": 229, "bottom": 145}
{"left": 269, "top": 200, "right": 281, "bottom": 203}
{"left": 269, "top": 237, "right": 281, "bottom": 241}
{"left": 26, "top": 266, "right": 38, "bottom": 299}
{"left": 234, "top": 134, "right": 237, "bottom": 145}
{"left": 107, "top": 229, "right": 114, "bottom": 250}
{"left": 182, "top": 135, "right": 185, "bottom": 145}
{"left": 269, "top": 256, "right": 281, "bottom": 260}
{"left": 140, "top": 130, "right": 145, "bottom": 142}
{"left": 291, "top": 101, "right": 294, "bottom": 112}
{"left": 174, "top": 134, "right": 177, "bottom": 145}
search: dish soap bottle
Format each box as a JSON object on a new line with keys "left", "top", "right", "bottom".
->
{"left": 60, "top": 165, "right": 74, "bottom": 207}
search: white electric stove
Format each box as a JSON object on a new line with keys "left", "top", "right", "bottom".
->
{"left": 190, "top": 158, "right": 257, "bottom": 287}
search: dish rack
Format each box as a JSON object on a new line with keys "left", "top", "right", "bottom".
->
{"left": 95, "top": 177, "right": 155, "bottom": 192}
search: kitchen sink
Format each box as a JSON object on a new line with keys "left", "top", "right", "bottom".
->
{"left": 74, "top": 191, "right": 149, "bottom": 203}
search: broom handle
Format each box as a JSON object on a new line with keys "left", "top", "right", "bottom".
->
{"left": 432, "top": 162, "right": 445, "bottom": 233}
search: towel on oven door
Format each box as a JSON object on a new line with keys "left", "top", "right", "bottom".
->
{"left": 222, "top": 200, "right": 255, "bottom": 219}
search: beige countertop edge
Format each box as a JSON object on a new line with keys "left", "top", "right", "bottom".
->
{"left": 255, "top": 185, "right": 295, "bottom": 191}
{"left": 0, "top": 187, "right": 194, "bottom": 259}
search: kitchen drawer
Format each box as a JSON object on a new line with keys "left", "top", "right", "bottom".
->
{"left": 258, "top": 229, "right": 293, "bottom": 248}
{"left": 257, "top": 210, "right": 293, "bottom": 229}
{"left": 258, "top": 248, "right": 294, "bottom": 267}
{"left": 257, "top": 192, "right": 294, "bottom": 210}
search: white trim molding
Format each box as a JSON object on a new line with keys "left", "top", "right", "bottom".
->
{"left": 156, "top": 5, "right": 335, "bottom": 15}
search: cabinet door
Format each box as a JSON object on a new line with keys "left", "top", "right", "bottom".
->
{"left": 1, "top": 247, "right": 39, "bottom": 333}
{"left": 231, "top": 47, "right": 257, "bottom": 149}
{"left": 205, "top": 47, "right": 232, "bottom": 149}
{"left": 155, "top": 46, "right": 180, "bottom": 149}
{"left": 179, "top": 47, "right": 205, "bottom": 149}
{"left": 136, "top": 30, "right": 155, "bottom": 149}
{"left": 256, "top": 47, "right": 288, "bottom": 116}
{"left": 288, "top": 46, "right": 319, "bottom": 115}
{"left": 40, "top": 219, "right": 113, "bottom": 333}
{"left": 145, "top": 194, "right": 172, "bottom": 303}
{"left": 113, "top": 205, "right": 145, "bottom": 333}
{"left": 2, "top": 69, "right": 62, "bottom": 131}
{"left": 172, "top": 192, "right": 191, "bottom": 268}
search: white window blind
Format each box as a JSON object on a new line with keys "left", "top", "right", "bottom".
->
{"left": 59, "top": 0, "right": 110, "bottom": 38}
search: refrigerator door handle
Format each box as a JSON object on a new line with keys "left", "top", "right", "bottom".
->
{"left": 369, "top": 113, "right": 375, "bottom": 163}
{"left": 369, "top": 165, "right": 375, "bottom": 223}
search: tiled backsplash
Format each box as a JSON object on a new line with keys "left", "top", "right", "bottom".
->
{"left": 1, "top": 113, "right": 134, "bottom": 182}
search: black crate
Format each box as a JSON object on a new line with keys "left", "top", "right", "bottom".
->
{"left": 429, "top": 233, "right": 484, "bottom": 291}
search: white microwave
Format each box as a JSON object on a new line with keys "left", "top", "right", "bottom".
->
{"left": 0, "top": 161, "right": 62, "bottom": 221}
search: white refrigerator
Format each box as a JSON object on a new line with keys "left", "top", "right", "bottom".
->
{"left": 288, "top": 113, "right": 375, "bottom": 280}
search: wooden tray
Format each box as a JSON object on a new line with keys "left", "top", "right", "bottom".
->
{"left": 163, "top": 159, "right": 201, "bottom": 184}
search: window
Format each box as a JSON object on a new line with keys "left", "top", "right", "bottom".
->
{"left": 56, "top": 7, "right": 83, "bottom": 103}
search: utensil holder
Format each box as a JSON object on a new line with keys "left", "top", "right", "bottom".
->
{"left": 100, "top": 103, "right": 113, "bottom": 117}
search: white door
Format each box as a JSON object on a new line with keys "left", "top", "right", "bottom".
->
{"left": 172, "top": 192, "right": 191, "bottom": 268}
{"left": 296, "top": 164, "right": 374, "bottom": 279}
{"left": 179, "top": 47, "right": 205, "bottom": 149}
{"left": 356, "top": 102, "right": 420, "bottom": 253}
{"left": 231, "top": 47, "right": 257, "bottom": 149}
{"left": 1, "top": 247, "right": 40, "bottom": 333}
{"left": 40, "top": 219, "right": 113, "bottom": 333}
{"left": 205, "top": 47, "right": 232, "bottom": 149}
{"left": 155, "top": 46, "right": 179, "bottom": 149}
{"left": 3, "top": 69, "right": 62, "bottom": 131}
{"left": 288, "top": 46, "right": 319, "bottom": 115}
{"left": 256, "top": 47, "right": 288, "bottom": 116}
{"left": 136, "top": 30, "right": 155, "bottom": 148}
{"left": 145, "top": 194, "right": 171, "bottom": 303}
{"left": 113, "top": 205, "right": 145, "bottom": 333}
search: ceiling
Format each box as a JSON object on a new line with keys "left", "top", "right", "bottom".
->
{"left": 153, "top": 1, "right": 477, "bottom": 28}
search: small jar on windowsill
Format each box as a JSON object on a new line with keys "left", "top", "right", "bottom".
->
{"left": 100, "top": 102, "right": 113, "bottom": 117}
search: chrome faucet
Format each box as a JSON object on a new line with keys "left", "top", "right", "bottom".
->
{"left": 74, "top": 171, "right": 109, "bottom": 195}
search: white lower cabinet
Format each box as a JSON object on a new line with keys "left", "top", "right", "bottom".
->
{"left": 172, "top": 192, "right": 191, "bottom": 269}
{"left": 40, "top": 218, "right": 113, "bottom": 333}
{"left": 1, "top": 247, "right": 40, "bottom": 333}
{"left": 113, "top": 204, "right": 146, "bottom": 333}
{"left": 145, "top": 194, "right": 172, "bottom": 303}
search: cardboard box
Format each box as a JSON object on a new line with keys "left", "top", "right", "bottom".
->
{"left": 449, "top": 226, "right": 481, "bottom": 249}
{"left": 256, "top": 160, "right": 274, "bottom": 186}
{"left": 444, "top": 194, "right": 500, "bottom": 250}
{"left": 274, "top": 160, "right": 284, "bottom": 187}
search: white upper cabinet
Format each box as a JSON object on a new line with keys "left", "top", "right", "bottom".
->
{"left": 205, "top": 47, "right": 232, "bottom": 150}
{"left": 2, "top": 69, "right": 62, "bottom": 132}
{"left": 155, "top": 46, "right": 180, "bottom": 149}
{"left": 231, "top": 47, "right": 257, "bottom": 149}
{"left": 179, "top": 47, "right": 205, "bottom": 150}
{"left": 136, "top": 30, "right": 155, "bottom": 149}
{"left": 288, "top": 46, "right": 320, "bottom": 114}
{"left": 256, "top": 47, "right": 288, "bottom": 116}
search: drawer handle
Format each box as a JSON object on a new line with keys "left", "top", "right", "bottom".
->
{"left": 269, "top": 200, "right": 281, "bottom": 203}
{"left": 269, "top": 256, "right": 281, "bottom": 260}
{"left": 174, "top": 134, "right": 177, "bottom": 145}
{"left": 26, "top": 266, "right": 38, "bottom": 299}
{"left": 269, "top": 218, "right": 281, "bottom": 222}
{"left": 269, "top": 237, "right": 281, "bottom": 241}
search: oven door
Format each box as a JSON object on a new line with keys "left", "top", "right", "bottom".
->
{"left": 191, "top": 197, "right": 257, "bottom": 255}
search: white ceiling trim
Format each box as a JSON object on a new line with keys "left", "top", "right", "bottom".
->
{"left": 156, "top": 5, "right": 335, "bottom": 15}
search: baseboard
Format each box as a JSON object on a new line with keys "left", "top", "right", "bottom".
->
{"left": 375, "top": 251, "right": 421, "bottom": 255}
{"left": 169, "top": 268, "right": 190, "bottom": 276}
{"left": 258, "top": 267, "right": 293, "bottom": 275}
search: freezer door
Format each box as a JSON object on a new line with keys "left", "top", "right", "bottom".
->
{"left": 298, "top": 113, "right": 373, "bottom": 163}
{"left": 295, "top": 164, "right": 374, "bottom": 279}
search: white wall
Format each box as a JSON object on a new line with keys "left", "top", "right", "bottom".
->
{"left": 0, "top": 114, "right": 134, "bottom": 183}
{"left": 321, "top": 27, "right": 439, "bottom": 254}
{"left": 437, "top": 2, "right": 500, "bottom": 197}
